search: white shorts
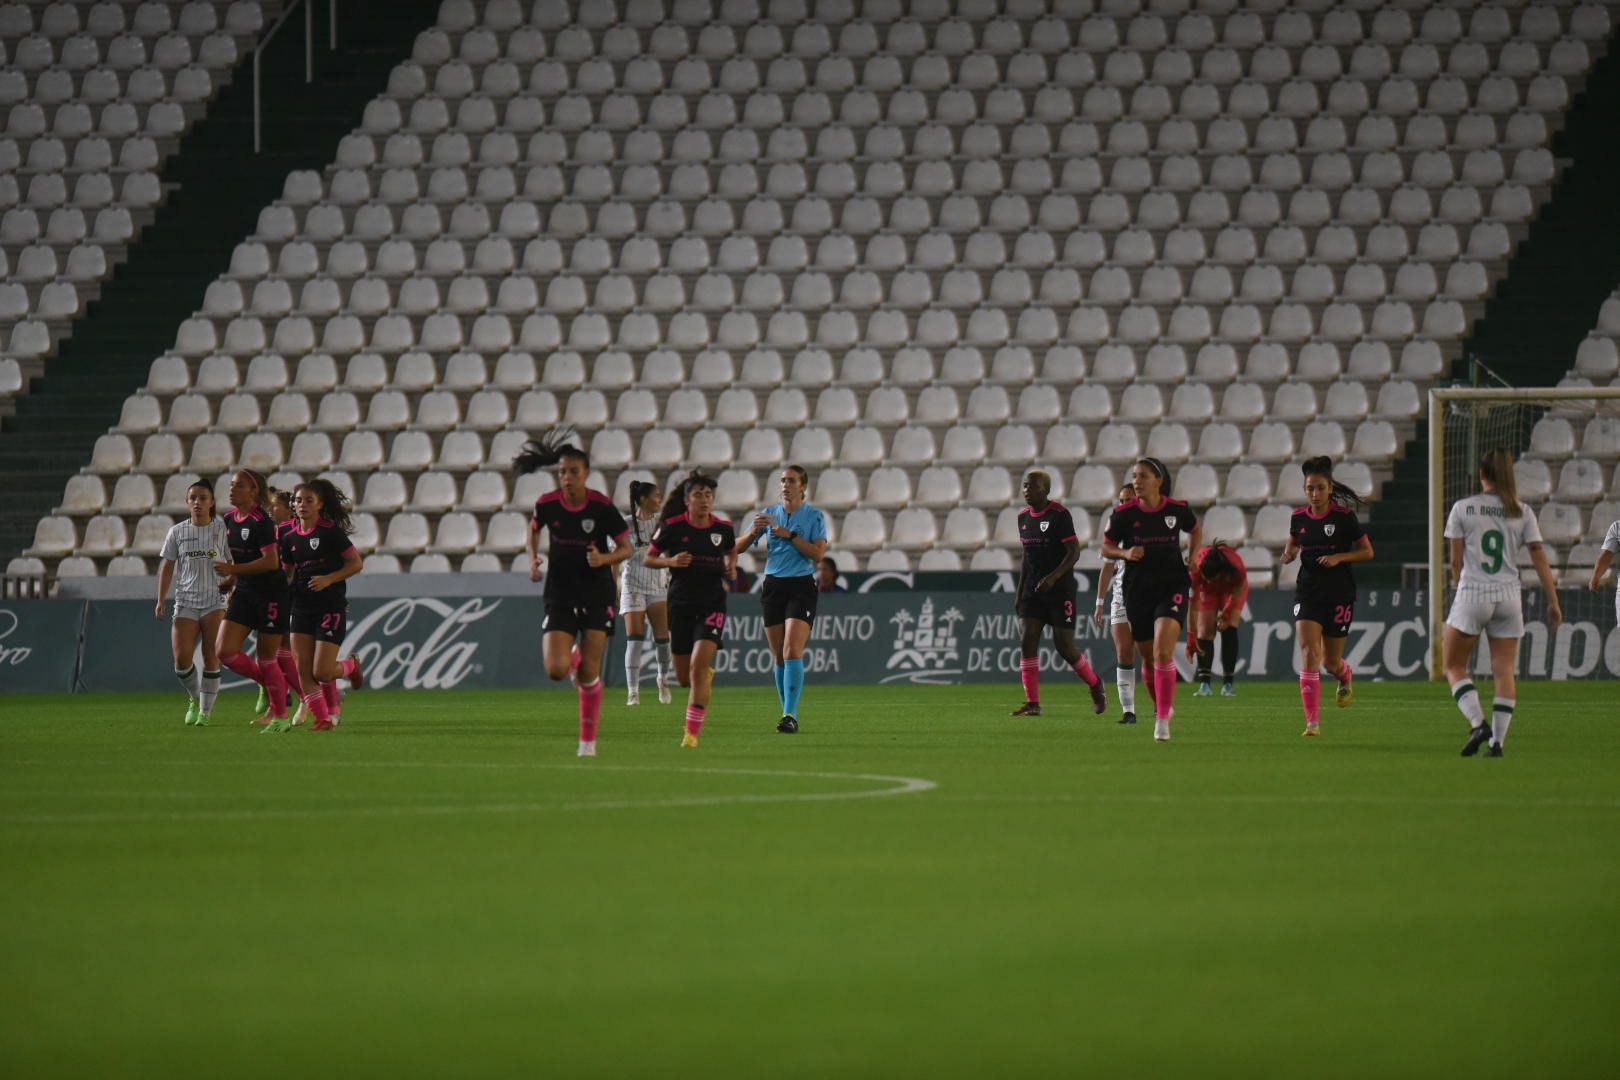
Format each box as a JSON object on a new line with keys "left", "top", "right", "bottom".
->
{"left": 618, "top": 562, "right": 668, "bottom": 614}
{"left": 1109, "top": 587, "right": 1129, "bottom": 627}
{"left": 1446, "top": 588, "right": 1524, "bottom": 638}
{"left": 172, "top": 601, "right": 224, "bottom": 623}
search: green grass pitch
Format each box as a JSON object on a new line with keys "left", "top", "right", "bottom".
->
{"left": 2, "top": 680, "right": 1617, "bottom": 1079}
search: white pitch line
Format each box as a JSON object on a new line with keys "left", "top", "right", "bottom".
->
{"left": 929, "top": 792, "right": 1620, "bottom": 810}
{"left": 0, "top": 762, "right": 937, "bottom": 826}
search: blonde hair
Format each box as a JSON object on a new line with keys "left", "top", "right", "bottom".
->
{"left": 1479, "top": 447, "right": 1523, "bottom": 519}
{"left": 1027, "top": 469, "right": 1051, "bottom": 489}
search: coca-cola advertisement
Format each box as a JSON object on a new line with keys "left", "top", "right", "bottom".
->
{"left": 24, "top": 587, "right": 1620, "bottom": 694}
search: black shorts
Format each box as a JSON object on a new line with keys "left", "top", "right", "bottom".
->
{"left": 225, "top": 587, "right": 288, "bottom": 636}
{"left": 1294, "top": 595, "right": 1355, "bottom": 639}
{"left": 290, "top": 603, "right": 347, "bottom": 645}
{"left": 1125, "top": 586, "right": 1189, "bottom": 643}
{"left": 542, "top": 597, "right": 617, "bottom": 638}
{"left": 669, "top": 602, "right": 726, "bottom": 655}
{"left": 762, "top": 574, "right": 819, "bottom": 627}
{"left": 1016, "top": 583, "right": 1078, "bottom": 630}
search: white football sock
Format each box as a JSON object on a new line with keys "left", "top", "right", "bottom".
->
{"left": 1449, "top": 679, "right": 1485, "bottom": 728}
{"left": 1491, "top": 698, "right": 1515, "bottom": 748}
{"left": 624, "top": 639, "right": 645, "bottom": 691}
{"left": 199, "top": 669, "right": 221, "bottom": 714}
{"left": 1116, "top": 665, "right": 1136, "bottom": 713}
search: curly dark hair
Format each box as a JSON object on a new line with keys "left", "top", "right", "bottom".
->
{"left": 294, "top": 477, "right": 354, "bottom": 535}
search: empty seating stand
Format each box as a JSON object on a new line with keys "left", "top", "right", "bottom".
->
{"left": 11, "top": 0, "right": 1615, "bottom": 577}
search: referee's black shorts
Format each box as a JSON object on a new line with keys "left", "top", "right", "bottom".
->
{"left": 761, "top": 574, "right": 819, "bottom": 628}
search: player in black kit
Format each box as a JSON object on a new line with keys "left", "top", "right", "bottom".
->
{"left": 516, "top": 428, "right": 633, "bottom": 758}
{"left": 1011, "top": 470, "right": 1107, "bottom": 717}
{"left": 1101, "top": 458, "right": 1200, "bottom": 743}
{"left": 1279, "top": 456, "right": 1374, "bottom": 736}
{"left": 213, "top": 469, "right": 292, "bottom": 725}
{"left": 278, "top": 477, "right": 364, "bottom": 732}
{"left": 645, "top": 471, "right": 736, "bottom": 749}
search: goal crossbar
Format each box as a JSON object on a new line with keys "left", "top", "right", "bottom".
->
{"left": 1426, "top": 386, "right": 1620, "bottom": 679}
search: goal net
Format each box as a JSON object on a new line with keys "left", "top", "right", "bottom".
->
{"left": 1428, "top": 386, "right": 1620, "bottom": 681}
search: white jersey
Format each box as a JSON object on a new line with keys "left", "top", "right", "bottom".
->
{"left": 1444, "top": 494, "right": 1542, "bottom": 596}
{"left": 1604, "top": 520, "right": 1620, "bottom": 604}
{"left": 618, "top": 512, "right": 667, "bottom": 607}
{"left": 160, "top": 518, "right": 230, "bottom": 610}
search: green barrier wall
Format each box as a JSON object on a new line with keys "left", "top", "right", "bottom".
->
{"left": 3, "top": 588, "right": 1611, "bottom": 693}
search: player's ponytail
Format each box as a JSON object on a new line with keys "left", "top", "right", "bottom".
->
{"left": 1302, "top": 456, "right": 1366, "bottom": 511}
{"left": 513, "top": 426, "right": 587, "bottom": 474}
{"left": 1136, "top": 457, "right": 1173, "bottom": 498}
{"left": 627, "top": 479, "right": 656, "bottom": 542}
{"left": 657, "top": 469, "right": 716, "bottom": 528}
{"left": 1479, "top": 447, "right": 1523, "bottom": 519}
{"left": 294, "top": 478, "right": 354, "bottom": 536}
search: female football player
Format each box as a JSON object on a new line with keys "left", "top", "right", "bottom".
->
{"left": 1443, "top": 448, "right": 1562, "bottom": 757}
{"left": 156, "top": 479, "right": 230, "bottom": 726}
{"left": 1009, "top": 469, "right": 1105, "bottom": 718}
{"left": 212, "top": 469, "right": 290, "bottom": 725}
{"left": 518, "top": 428, "right": 633, "bottom": 757}
{"left": 620, "top": 480, "right": 673, "bottom": 707}
{"left": 1101, "top": 459, "right": 1200, "bottom": 742}
{"left": 646, "top": 471, "right": 736, "bottom": 748}
{"left": 1280, "top": 457, "right": 1373, "bottom": 736}
{"left": 1189, "top": 541, "right": 1249, "bottom": 697}
{"left": 277, "top": 477, "right": 365, "bottom": 733}
{"left": 1095, "top": 481, "right": 1150, "bottom": 724}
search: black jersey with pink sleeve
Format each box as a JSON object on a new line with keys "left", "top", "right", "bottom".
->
{"left": 531, "top": 488, "right": 629, "bottom": 603}
{"left": 1104, "top": 497, "right": 1198, "bottom": 601}
{"left": 1017, "top": 501, "right": 1078, "bottom": 594}
{"left": 222, "top": 506, "right": 280, "bottom": 594}
{"left": 649, "top": 513, "right": 736, "bottom": 610}
{"left": 278, "top": 518, "right": 355, "bottom": 609}
{"left": 1291, "top": 505, "right": 1365, "bottom": 603}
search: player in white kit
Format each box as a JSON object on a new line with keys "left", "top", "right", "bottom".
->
{"left": 156, "top": 479, "right": 232, "bottom": 727}
{"left": 1442, "top": 449, "right": 1563, "bottom": 758}
{"left": 619, "top": 480, "right": 673, "bottom": 706}
{"left": 1590, "top": 518, "right": 1620, "bottom": 625}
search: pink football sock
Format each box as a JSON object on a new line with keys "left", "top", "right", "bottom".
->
{"left": 261, "top": 655, "right": 287, "bottom": 718}
{"left": 340, "top": 656, "right": 360, "bottom": 681}
{"left": 579, "top": 677, "right": 603, "bottom": 742}
{"left": 321, "top": 679, "right": 341, "bottom": 714}
{"left": 221, "top": 652, "right": 263, "bottom": 683}
{"left": 684, "top": 704, "right": 706, "bottom": 737}
{"left": 1300, "top": 670, "right": 1321, "bottom": 725}
{"left": 302, "top": 689, "right": 330, "bottom": 724}
{"left": 277, "top": 648, "right": 304, "bottom": 699}
{"left": 1019, "top": 656, "right": 1040, "bottom": 704}
{"left": 1335, "top": 663, "right": 1353, "bottom": 689}
{"left": 1155, "top": 663, "right": 1177, "bottom": 722}
{"left": 1071, "top": 654, "right": 1100, "bottom": 688}
{"left": 1142, "top": 663, "right": 1156, "bottom": 705}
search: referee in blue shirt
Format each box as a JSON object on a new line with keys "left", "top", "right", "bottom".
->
{"left": 738, "top": 465, "right": 829, "bottom": 734}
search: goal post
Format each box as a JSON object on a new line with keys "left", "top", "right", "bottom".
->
{"left": 1427, "top": 385, "right": 1620, "bottom": 681}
